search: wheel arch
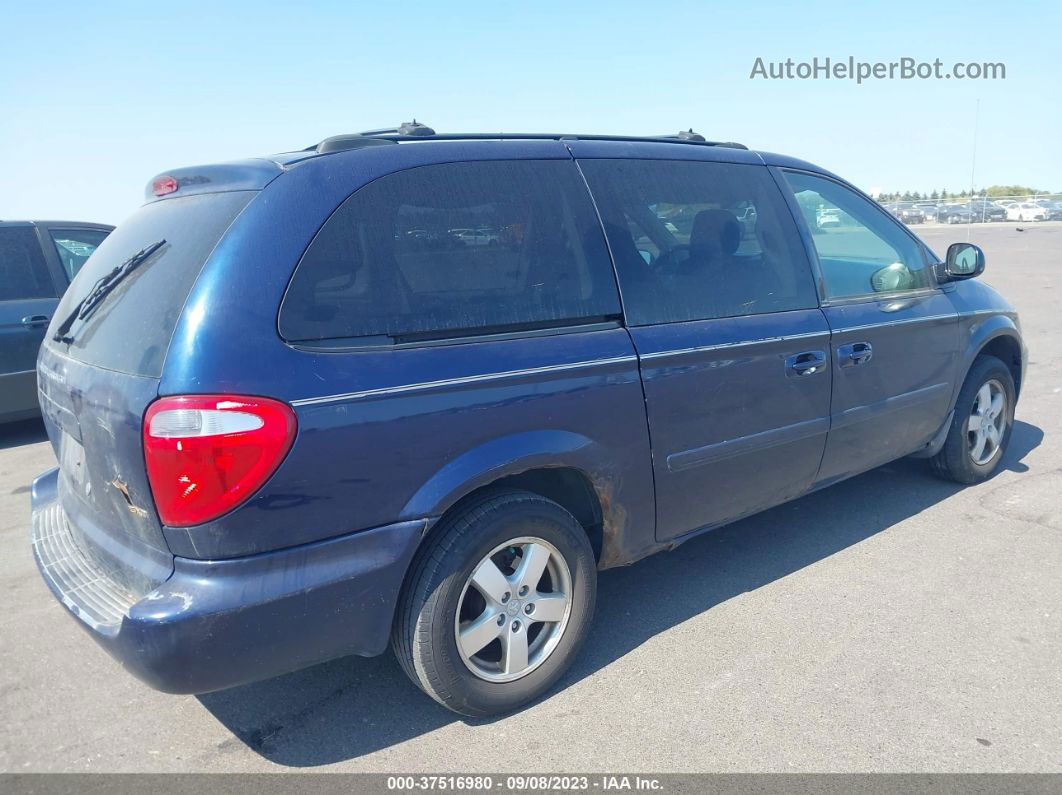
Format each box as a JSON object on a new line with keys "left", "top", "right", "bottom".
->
{"left": 956, "top": 316, "right": 1023, "bottom": 407}
{"left": 975, "top": 333, "right": 1024, "bottom": 397}
{"left": 399, "top": 430, "right": 632, "bottom": 566}
{"left": 912, "top": 318, "right": 1023, "bottom": 461}
{"left": 444, "top": 468, "right": 605, "bottom": 563}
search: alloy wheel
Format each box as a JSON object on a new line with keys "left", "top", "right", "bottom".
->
{"left": 967, "top": 379, "right": 1007, "bottom": 466}
{"left": 454, "top": 537, "right": 573, "bottom": 683}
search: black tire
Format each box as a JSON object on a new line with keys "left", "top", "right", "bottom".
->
{"left": 931, "top": 355, "right": 1016, "bottom": 484}
{"left": 392, "top": 489, "right": 597, "bottom": 717}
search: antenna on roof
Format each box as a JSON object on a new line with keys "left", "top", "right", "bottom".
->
{"left": 359, "top": 120, "right": 436, "bottom": 137}
{"left": 674, "top": 128, "right": 706, "bottom": 142}
{"left": 398, "top": 119, "right": 435, "bottom": 137}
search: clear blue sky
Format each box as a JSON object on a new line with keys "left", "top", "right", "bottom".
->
{"left": 2, "top": 0, "right": 1059, "bottom": 225}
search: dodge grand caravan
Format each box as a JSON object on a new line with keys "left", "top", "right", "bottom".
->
{"left": 31, "top": 124, "right": 1025, "bottom": 717}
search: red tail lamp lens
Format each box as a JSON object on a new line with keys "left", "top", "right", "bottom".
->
{"left": 143, "top": 395, "right": 296, "bottom": 527}
{"left": 152, "top": 176, "right": 179, "bottom": 196}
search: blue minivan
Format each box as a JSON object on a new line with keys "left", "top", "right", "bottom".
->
{"left": 31, "top": 124, "right": 1025, "bottom": 716}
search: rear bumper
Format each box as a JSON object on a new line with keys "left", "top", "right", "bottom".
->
{"left": 31, "top": 467, "right": 424, "bottom": 694}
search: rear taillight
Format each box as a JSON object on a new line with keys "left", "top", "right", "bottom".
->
{"left": 143, "top": 395, "right": 296, "bottom": 527}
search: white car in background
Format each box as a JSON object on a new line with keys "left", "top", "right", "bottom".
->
{"left": 1032, "top": 199, "right": 1062, "bottom": 220}
{"left": 816, "top": 208, "right": 842, "bottom": 228}
{"left": 1006, "top": 202, "right": 1047, "bottom": 222}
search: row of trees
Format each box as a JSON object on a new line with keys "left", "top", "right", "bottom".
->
{"left": 876, "top": 185, "right": 1057, "bottom": 202}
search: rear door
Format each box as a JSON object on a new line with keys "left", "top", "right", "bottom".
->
{"left": 268, "top": 156, "right": 656, "bottom": 562}
{"left": 779, "top": 170, "right": 959, "bottom": 486}
{"left": 0, "top": 225, "right": 60, "bottom": 421}
{"left": 578, "top": 156, "right": 831, "bottom": 541}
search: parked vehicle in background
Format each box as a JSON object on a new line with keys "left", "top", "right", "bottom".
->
{"left": 816, "top": 207, "right": 842, "bottom": 228}
{"left": 29, "top": 125, "right": 1024, "bottom": 717}
{"left": 1007, "top": 202, "right": 1047, "bottom": 222}
{"left": 1031, "top": 199, "right": 1062, "bottom": 220}
{"left": 886, "top": 202, "right": 925, "bottom": 224}
{"left": 451, "top": 227, "right": 498, "bottom": 246}
{"left": 937, "top": 203, "right": 973, "bottom": 224}
{"left": 966, "top": 200, "right": 1006, "bottom": 223}
{"left": 1, "top": 220, "right": 113, "bottom": 423}
{"left": 914, "top": 201, "right": 939, "bottom": 219}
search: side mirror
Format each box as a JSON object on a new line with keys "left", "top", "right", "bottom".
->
{"left": 943, "top": 242, "right": 985, "bottom": 280}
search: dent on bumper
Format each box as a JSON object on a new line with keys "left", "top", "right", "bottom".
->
{"left": 31, "top": 468, "right": 425, "bottom": 694}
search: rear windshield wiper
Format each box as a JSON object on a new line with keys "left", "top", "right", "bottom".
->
{"left": 53, "top": 240, "right": 166, "bottom": 344}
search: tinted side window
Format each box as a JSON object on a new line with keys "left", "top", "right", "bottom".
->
{"left": 0, "top": 227, "right": 55, "bottom": 300}
{"left": 783, "top": 171, "right": 931, "bottom": 299}
{"left": 280, "top": 160, "right": 621, "bottom": 343}
{"left": 579, "top": 160, "right": 818, "bottom": 325}
{"left": 49, "top": 228, "right": 111, "bottom": 280}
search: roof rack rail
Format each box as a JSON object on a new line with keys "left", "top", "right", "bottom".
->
{"left": 308, "top": 123, "right": 748, "bottom": 152}
{"left": 309, "top": 120, "right": 437, "bottom": 153}
{"left": 312, "top": 135, "right": 397, "bottom": 153}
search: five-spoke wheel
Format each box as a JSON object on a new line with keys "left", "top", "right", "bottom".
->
{"left": 392, "top": 490, "right": 596, "bottom": 717}
{"left": 456, "top": 538, "right": 572, "bottom": 682}
{"left": 933, "top": 354, "right": 1015, "bottom": 484}
{"left": 967, "top": 379, "right": 1006, "bottom": 466}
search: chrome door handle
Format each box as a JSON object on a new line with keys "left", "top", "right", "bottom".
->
{"left": 838, "top": 341, "right": 873, "bottom": 368}
{"left": 21, "top": 315, "right": 50, "bottom": 328}
{"left": 785, "top": 350, "right": 827, "bottom": 377}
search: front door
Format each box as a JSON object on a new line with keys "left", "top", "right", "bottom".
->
{"left": 780, "top": 170, "right": 959, "bottom": 487}
{"left": 577, "top": 155, "right": 831, "bottom": 541}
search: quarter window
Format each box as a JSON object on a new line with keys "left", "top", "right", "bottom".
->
{"left": 578, "top": 159, "right": 819, "bottom": 325}
{"left": 783, "top": 171, "right": 932, "bottom": 299}
{"left": 49, "top": 228, "right": 111, "bottom": 280}
{"left": 280, "top": 160, "right": 621, "bottom": 344}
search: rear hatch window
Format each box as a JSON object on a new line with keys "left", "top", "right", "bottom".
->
{"left": 50, "top": 191, "right": 253, "bottom": 376}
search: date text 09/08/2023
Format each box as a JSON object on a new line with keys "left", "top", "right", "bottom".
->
{"left": 385, "top": 775, "right": 665, "bottom": 791}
